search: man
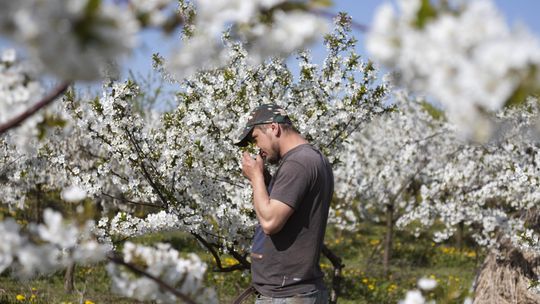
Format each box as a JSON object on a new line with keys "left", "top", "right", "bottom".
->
{"left": 235, "top": 104, "right": 333, "bottom": 304}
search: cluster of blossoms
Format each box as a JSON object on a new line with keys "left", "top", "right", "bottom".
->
{"left": 367, "top": 0, "right": 540, "bottom": 140}
{"left": 0, "top": 207, "right": 214, "bottom": 303}
{"left": 0, "top": 49, "right": 45, "bottom": 150}
{"left": 108, "top": 242, "right": 216, "bottom": 304}
{"left": 95, "top": 211, "right": 182, "bottom": 244}
{"left": 0, "top": 0, "right": 140, "bottom": 81}
{"left": 169, "top": 0, "right": 329, "bottom": 78}
{"left": 0, "top": 209, "right": 108, "bottom": 278}
{"left": 0, "top": 110, "right": 77, "bottom": 209}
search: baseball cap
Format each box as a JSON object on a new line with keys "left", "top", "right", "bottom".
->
{"left": 234, "top": 104, "right": 292, "bottom": 147}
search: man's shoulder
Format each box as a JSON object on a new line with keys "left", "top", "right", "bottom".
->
{"left": 283, "top": 144, "right": 331, "bottom": 171}
{"left": 285, "top": 144, "right": 321, "bottom": 161}
{"left": 286, "top": 144, "right": 327, "bottom": 164}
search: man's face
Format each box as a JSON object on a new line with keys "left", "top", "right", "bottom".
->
{"left": 251, "top": 124, "right": 280, "bottom": 164}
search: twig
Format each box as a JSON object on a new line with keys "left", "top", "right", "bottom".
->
{"left": 125, "top": 129, "right": 170, "bottom": 208}
{"left": 312, "top": 10, "right": 369, "bottom": 33}
{"left": 0, "top": 155, "right": 24, "bottom": 177}
{"left": 0, "top": 82, "right": 70, "bottom": 134}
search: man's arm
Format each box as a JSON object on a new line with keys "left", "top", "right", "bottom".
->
{"left": 242, "top": 152, "right": 294, "bottom": 235}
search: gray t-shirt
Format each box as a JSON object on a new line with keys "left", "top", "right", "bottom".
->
{"left": 251, "top": 144, "right": 334, "bottom": 297}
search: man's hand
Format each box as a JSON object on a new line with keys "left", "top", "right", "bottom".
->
{"left": 242, "top": 151, "right": 264, "bottom": 183}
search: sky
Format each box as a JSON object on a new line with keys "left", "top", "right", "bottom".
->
{"left": 125, "top": 0, "right": 540, "bottom": 83}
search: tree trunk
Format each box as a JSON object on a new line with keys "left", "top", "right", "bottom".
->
{"left": 383, "top": 203, "right": 394, "bottom": 277}
{"left": 456, "top": 221, "right": 464, "bottom": 252}
{"left": 35, "top": 184, "right": 42, "bottom": 224}
{"left": 474, "top": 242, "right": 540, "bottom": 304}
{"left": 64, "top": 262, "right": 75, "bottom": 293}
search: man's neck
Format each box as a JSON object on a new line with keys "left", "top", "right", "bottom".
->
{"left": 279, "top": 133, "right": 309, "bottom": 157}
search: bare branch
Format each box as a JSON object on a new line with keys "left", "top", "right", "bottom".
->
{"left": 0, "top": 82, "right": 71, "bottom": 134}
{"left": 192, "top": 233, "right": 250, "bottom": 272}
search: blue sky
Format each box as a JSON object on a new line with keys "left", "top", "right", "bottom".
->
{"left": 127, "top": 0, "right": 540, "bottom": 82}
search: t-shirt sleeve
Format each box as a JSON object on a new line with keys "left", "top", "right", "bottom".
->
{"left": 269, "top": 160, "right": 310, "bottom": 210}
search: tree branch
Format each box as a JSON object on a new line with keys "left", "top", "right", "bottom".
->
{"left": 322, "top": 244, "right": 344, "bottom": 304}
{"left": 107, "top": 253, "right": 197, "bottom": 304}
{"left": 192, "top": 233, "right": 250, "bottom": 272}
{"left": 0, "top": 155, "right": 24, "bottom": 177}
{"left": 0, "top": 82, "right": 71, "bottom": 134}
{"left": 125, "top": 129, "right": 170, "bottom": 208}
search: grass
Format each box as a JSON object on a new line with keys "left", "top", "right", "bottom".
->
{"left": 0, "top": 220, "right": 484, "bottom": 304}
{"left": 0, "top": 265, "right": 135, "bottom": 304}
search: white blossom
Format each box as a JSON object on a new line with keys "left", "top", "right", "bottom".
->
{"left": 38, "top": 209, "right": 79, "bottom": 248}
{"left": 60, "top": 185, "right": 87, "bottom": 202}
{"left": 399, "top": 290, "right": 425, "bottom": 304}
{"left": 417, "top": 277, "right": 437, "bottom": 291}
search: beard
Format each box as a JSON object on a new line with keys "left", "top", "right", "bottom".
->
{"left": 260, "top": 144, "right": 280, "bottom": 165}
{"left": 266, "top": 153, "right": 280, "bottom": 164}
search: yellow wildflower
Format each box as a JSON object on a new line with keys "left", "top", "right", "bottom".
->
{"left": 85, "top": 300, "right": 95, "bottom": 304}
{"left": 223, "top": 257, "right": 237, "bottom": 266}
{"left": 369, "top": 239, "right": 380, "bottom": 246}
{"left": 16, "top": 294, "right": 25, "bottom": 301}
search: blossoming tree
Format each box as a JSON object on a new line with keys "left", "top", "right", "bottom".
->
{"left": 60, "top": 13, "right": 386, "bottom": 272}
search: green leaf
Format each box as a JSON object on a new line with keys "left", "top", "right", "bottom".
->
{"left": 415, "top": 0, "right": 437, "bottom": 29}
{"left": 421, "top": 100, "right": 445, "bottom": 120}
{"left": 309, "top": 0, "right": 334, "bottom": 8}
{"left": 85, "top": 0, "right": 102, "bottom": 16}
{"left": 505, "top": 65, "right": 539, "bottom": 108}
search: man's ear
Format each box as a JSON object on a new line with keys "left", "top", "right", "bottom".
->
{"left": 271, "top": 123, "right": 281, "bottom": 137}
